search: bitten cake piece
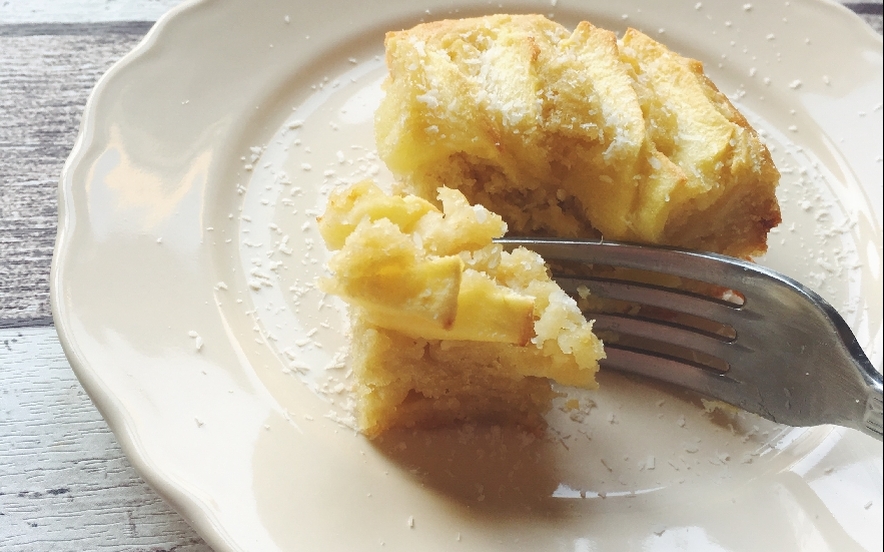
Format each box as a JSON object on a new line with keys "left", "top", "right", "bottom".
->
{"left": 375, "top": 14, "right": 781, "bottom": 258}
{"left": 318, "top": 181, "right": 604, "bottom": 437}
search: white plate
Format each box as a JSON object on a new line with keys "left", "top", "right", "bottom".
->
{"left": 52, "top": 0, "right": 883, "bottom": 550}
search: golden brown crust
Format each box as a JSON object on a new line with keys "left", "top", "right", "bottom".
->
{"left": 619, "top": 28, "right": 781, "bottom": 257}
{"left": 377, "top": 15, "right": 781, "bottom": 258}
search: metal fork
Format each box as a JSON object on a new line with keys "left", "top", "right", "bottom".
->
{"left": 498, "top": 237, "right": 883, "bottom": 441}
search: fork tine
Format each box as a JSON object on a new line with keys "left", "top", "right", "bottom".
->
{"left": 591, "top": 313, "right": 745, "bottom": 366}
{"left": 555, "top": 276, "right": 746, "bottom": 327}
{"left": 500, "top": 237, "right": 776, "bottom": 293}
{"left": 602, "top": 345, "right": 737, "bottom": 397}
{"left": 601, "top": 346, "right": 775, "bottom": 418}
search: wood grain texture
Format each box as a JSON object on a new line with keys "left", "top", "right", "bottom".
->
{"left": 845, "top": 1, "right": 884, "bottom": 32}
{"left": 0, "top": 327, "right": 212, "bottom": 552}
{"left": 0, "top": 25, "right": 149, "bottom": 327}
{"left": 0, "top": 0, "right": 183, "bottom": 24}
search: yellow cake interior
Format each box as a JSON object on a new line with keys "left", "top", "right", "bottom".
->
{"left": 318, "top": 181, "right": 604, "bottom": 437}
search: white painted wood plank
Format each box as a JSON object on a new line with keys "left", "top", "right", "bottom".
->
{"left": 0, "top": 327, "right": 212, "bottom": 552}
{"left": 0, "top": 0, "right": 184, "bottom": 24}
{"left": 0, "top": 27, "right": 149, "bottom": 326}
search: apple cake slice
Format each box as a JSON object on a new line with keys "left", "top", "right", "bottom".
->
{"left": 375, "top": 14, "right": 780, "bottom": 258}
{"left": 318, "top": 181, "right": 603, "bottom": 437}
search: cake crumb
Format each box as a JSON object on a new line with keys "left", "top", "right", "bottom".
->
{"left": 187, "top": 331, "right": 203, "bottom": 351}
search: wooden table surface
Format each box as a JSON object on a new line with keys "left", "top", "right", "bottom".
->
{"left": 1, "top": 1, "right": 881, "bottom": 550}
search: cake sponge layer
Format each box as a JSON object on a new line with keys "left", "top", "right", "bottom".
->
{"left": 318, "top": 181, "right": 603, "bottom": 437}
